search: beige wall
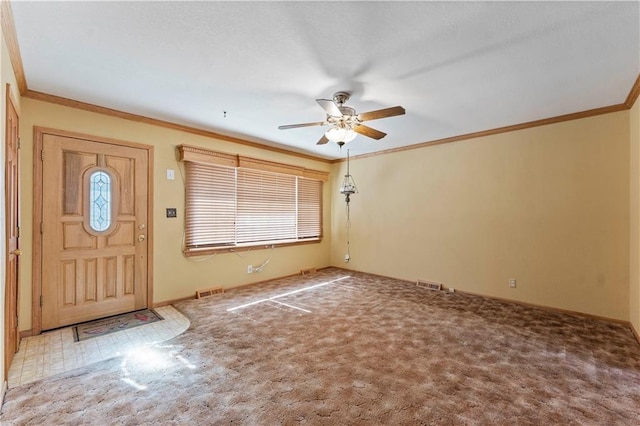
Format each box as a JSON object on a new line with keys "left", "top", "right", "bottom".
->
{"left": 18, "top": 98, "right": 332, "bottom": 331}
{"left": 9, "top": 74, "right": 640, "bottom": 332}
{"left": 1, "top": 32, "right": 21, "bottom": 395}
{"left": 332, "top": 112, "right": 630, "bottom": 321}
{"left": 631, "top": 97, "right": 640, "bottom": 334}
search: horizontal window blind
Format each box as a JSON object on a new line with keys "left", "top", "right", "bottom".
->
{"left": 237, "top": 169, "right": 297, "bottom": 243}
{"left": 183, "top": 158, "right": 323, "bottom": 252}
{"left": 298, "top": 178, "right": 322, "bottom": 239}
{"left": 185, "top": 162, "right": 236, "bottom": 248}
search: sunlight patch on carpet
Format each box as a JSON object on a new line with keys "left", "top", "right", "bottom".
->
{"left": 123, "top": 346, "right": 173, "bottom": 371}
{"left": 271, "top": 300, "right": 312, "bottom": 313}
{"left": 118, "top": 344, "right": 198, "bottom": 391}
{"left": 227, "top": 275, "right": 351, "bottom": 312}
{"left": 121, "top": 377, "right": 148, "bottom": 391}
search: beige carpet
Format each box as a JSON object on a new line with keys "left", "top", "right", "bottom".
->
{"left": 2, "top": 268, "right": 640, "bottom": 424}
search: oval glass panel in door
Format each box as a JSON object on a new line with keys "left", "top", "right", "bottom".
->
{"left": 89, "top": 170, "right": 112, "bottom": 232}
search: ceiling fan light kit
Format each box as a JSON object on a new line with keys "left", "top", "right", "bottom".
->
{"left": 325, "top": 124, "right": 357, "bottom": 146}
{"left": 278, "top": 91, "right": 406, "bottom": 147}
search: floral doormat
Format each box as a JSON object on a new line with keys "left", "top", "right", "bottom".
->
{"left": 72, "top": 309, "right": 163, "bottom": 342}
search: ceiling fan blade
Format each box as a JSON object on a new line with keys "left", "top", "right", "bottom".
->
{"left": 316, "top": 99, "right": 342, "bottom": 117}
{"left": 354, "top": 124, "right": 387, "bottom": 140}
{"left": 316, "top": 135, "right": 329, "bottom": 145}
{"left": 278, "top": 121, "right": 326, "bottom": 130}
{"left": 358, "top": 106, "right": 406, "bottom": 121}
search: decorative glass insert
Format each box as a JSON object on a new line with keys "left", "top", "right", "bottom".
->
{"left": 89, "top": 170, "right": 112, "bottom": 232}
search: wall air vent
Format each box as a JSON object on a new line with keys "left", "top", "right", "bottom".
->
{"left": 196, "top": 287, "right": 224, "bottom": 299}
{"left": 300, "top": 267, "right": 317, "bottom": 276}
{"left": 416, "top": 280, "right": 442, "bottom": 291}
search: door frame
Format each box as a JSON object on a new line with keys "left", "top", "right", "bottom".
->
{"left": 32, "top": 127, "right": 154, "bottom": 335}
{"left": 4, "top": 84, "right": 20, "bottom": 377}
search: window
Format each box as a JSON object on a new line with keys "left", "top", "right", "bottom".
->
{"left": 179, "top": 145, "right": 326, "bottom": 255}
{"left": 237, "top": 168, "right": 297, "bottom": 243}
{"left": 297, "top": 177, "right": 322, "bottom": 239}
{"left": 88, "top": 170, "right": 112, "bottom": 232}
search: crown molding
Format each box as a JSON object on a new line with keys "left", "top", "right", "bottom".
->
{"left": 24, "top": 87, "right": 634, "bottom": 167}
{"left": 1, "top": 0, "right": 27, "bottom": 94}
{"left": 24, "top": 90, "right": 332, "bottom": 164}
{"left": 332, "top": 102, "right": 629, "bottom": 163}
{"left": 625, "top": 73, "right": 640, "bottom": 109}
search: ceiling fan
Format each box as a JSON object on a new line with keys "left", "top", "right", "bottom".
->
{"left": 278, "top": 91, "right": 406, "bottom": 146}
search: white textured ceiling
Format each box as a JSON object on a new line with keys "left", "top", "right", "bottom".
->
{"left": 10, "top": 1, "right": 640, "bottom": 160}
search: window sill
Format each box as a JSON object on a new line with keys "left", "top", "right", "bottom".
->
{"left": 183, "top": 237, "right": 323, "bottom": 257}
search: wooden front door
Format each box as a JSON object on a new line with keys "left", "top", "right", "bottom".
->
{"left": 4, "top": 86, "right": 20, "bottom": 376}
{"left": 41, "top": 133, "right": 150, "bottom": 330}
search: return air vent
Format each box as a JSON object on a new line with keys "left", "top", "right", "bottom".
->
{"left": 416, "top": 280, "right": 442, "bottom": 291}
{"left": 300, "top": 267, "right": 317, "bottom": 276}
{"left": 196, "top": 287, "right": 224, "bottom": 299}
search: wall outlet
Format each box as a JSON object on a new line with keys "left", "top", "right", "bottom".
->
{"left": 344, "top": 254, "right": 350, "bottom": 262}
{"left": 166, "top": 208, "right": 177, "bottom": 218}
{"left": 247, "top": 265, "right": 253, "bottom": 274}
{"left": 509, "top": 278, "right": 517, "bottom": 288}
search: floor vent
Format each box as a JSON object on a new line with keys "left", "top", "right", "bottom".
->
{"left": 300, "top": 267, "right": 317, "bottom": 276}
{"left": 196, "top": 287, "right": 224, "bottom": 299}
{"left": 416, "top": 280, "right": 442, "bottom": 291}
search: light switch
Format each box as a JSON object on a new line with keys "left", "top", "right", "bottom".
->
{"left": 166, "top": 169, "right": 175, "bottom": 180}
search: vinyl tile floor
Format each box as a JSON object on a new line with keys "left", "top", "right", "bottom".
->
{"left": 7, "top": 305, "right": 190, "bottom": 388}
